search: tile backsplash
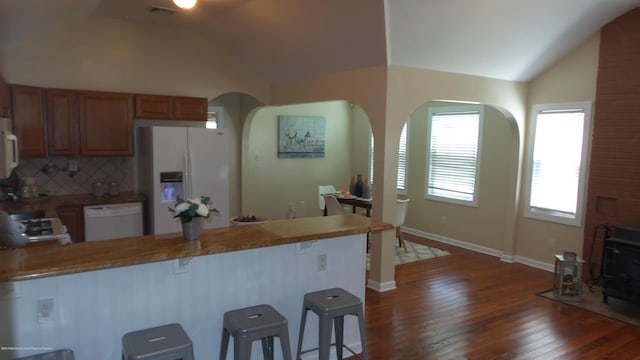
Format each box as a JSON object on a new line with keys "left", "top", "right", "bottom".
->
{"left": 15, "top": 157, "right": 134, "bottom": 196}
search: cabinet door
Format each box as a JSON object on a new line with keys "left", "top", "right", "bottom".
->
{"left": 47, "top": 89, "right": 78, "bottom": 156}
{"left": 57, "top": 206, "right": 85, "bottom": 243}
{"left": 174, "top": 97, "right": 207, "bottom": 121}
{"left": 79, "top": 91, "right": 133, "bottom": 156}
{"left": 135, "top": 95, "right": 174, "bottom": 119}
{"left": 0, "top": 77, "right": 10, "bottom": 118}
{"left": 11, "top": 85, "right": 46, "bottom": 158}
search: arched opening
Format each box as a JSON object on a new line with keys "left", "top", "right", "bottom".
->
{"left": 400, "top": 100, "right": 520, "bottom": 256}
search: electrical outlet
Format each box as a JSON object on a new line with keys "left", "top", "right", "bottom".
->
{"left": 37, "top": 298, "right": 53, "bottom": 322}
{"left": 548, "top": 238, "right": 557, "bottom": 250}
{"left": 318, "top": 254, "right": 327, "bottom": 272}
{"left": 172, "top": 258, "right": 191, "bottom": 274}
{"left": 299, "top": 200, "right": 305, "bottom": 209}
{"left": 68, "top": 160, "right": 78, "bottom": 171}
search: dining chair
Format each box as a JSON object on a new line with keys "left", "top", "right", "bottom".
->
{"left": 323, "top": 194, "right": 345, "bottom": 216}
{"left": 396, "top": 198, "right": 411, "bottom": 253}
{"left": 318, "top": 185, "right": 338, "bottom": 214}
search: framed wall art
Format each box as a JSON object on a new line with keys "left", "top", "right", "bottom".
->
{"left": 278, "top": 115, "right": 326, "bottom": 158}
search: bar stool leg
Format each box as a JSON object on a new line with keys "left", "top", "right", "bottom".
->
{"left": 220, "top": 328, "right": 230, "bottom": 360}
{"left": 234, "top": 337, "right": 251, "bottom": 360}
{"left": 334, "top": 315, "right": 344, "bottom": 360}
{"left": 280, "top": 329, "right": 293, "bottom": 360}
{"left": 357, "top": 310, "right": 368, "bottom": 360}
{"left": 262, "top": 336, "right": 274, "bottom": 360}
{"left": 296, "top": 308, "right": 308, "bottom": 359}
{"left": 318, "top": 313, "right": 333, "bottom": 360}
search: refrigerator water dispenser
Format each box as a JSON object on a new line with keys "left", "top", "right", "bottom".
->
{"left": 160, "top": 171, "right": 183, "bottom": 204}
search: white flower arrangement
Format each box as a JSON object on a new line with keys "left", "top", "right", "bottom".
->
{"left": 169, "top": 195, "right": 219, "bottom": 223}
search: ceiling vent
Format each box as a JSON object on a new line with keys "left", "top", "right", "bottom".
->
{"left": 148, "top": 5, "right": 176, "bottom": 15}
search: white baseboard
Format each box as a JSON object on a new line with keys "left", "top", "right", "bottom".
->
{"left": 403, "top": 227, "right": 554, "bottom": 273}
{"left": 367, "top": 279, "right": 397, "bottom": 292}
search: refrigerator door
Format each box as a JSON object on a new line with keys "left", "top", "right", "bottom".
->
{"left": 187, "top": 127, "right": 229, "bottom": 229}
{"left": 139, "top": 126, "right": 229, "bottom": 235}
{"left": 140, "top": 126, "right": 188, "bottom": 235}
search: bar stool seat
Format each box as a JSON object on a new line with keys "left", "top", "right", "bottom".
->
{"left": 296, "top": 288, "right": 368, "bottom": 360}
{"left": 221, "top": 304, "right": 292, "bottom": 360}
{"left": 122, "top": 323, "right": 194, "bottom": 360}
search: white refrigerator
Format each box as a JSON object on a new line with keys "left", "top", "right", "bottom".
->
{"left": 139, "top": 126, "right": 229, "bottom": 235}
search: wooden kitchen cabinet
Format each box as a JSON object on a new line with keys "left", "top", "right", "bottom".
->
{"left": 0, "top": 77, "right": 10, "bottom": 118}
{"left": 135, "top": 94, "right": 173, "bottom": 119}
{"left": 135, "top": 94, "right": 207, "bottom": 121}
{"left": 11, "top": 85, "right": 46, "bottom": 158}
{"left": 57, "top": 206, "right": 84, "bottom": 243}
{"left": 174, "top": 96, "right": 207, "bottom": 121}
{"left": 46, "top": 89, "right": 79, "bottom": 156}
{"left": 78, "top": 91, "right": 133, "bottom": 156}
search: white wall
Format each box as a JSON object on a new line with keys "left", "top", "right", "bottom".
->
{"left": 0, "top": 235, "right": 367, "bottom": 360}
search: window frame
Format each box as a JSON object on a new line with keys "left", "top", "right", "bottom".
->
{"left": 523, "top": 101, "right": 592, "bottom": 227}
{"left": 425, "top": 105, "right": 483, "bottom": 207}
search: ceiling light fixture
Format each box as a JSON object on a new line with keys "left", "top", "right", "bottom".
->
{"left": 173, "top": 0, "right": 197, "bottom": 9}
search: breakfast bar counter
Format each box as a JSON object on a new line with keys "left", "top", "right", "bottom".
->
{"left": 0, "top": 214, "right": 392, "bottom": 281}
{"left": 0, "top": 214, "right": 392, "bottom": 359}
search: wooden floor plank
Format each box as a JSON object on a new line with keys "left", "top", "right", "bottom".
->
{"left": 347, "top": 234, "right": 640, "bottom": 359}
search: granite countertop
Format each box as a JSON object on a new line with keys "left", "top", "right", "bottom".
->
{"left": 0, "top": 192, "right": 146, "bottom": 217}
{"left": 0, "top": 214, "right": 393, "bottom": 282}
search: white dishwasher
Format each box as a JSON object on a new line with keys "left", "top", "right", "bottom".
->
{"left": 84, "top": 202, "right": 143, "bottom": 241}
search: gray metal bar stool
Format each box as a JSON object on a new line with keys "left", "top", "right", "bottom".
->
{"left": 220, "top": 304, "right": 292, "bottom": 360}
{"left": 296, "top": 288, "right": 368, "bottom": 360}
{"left": 122, "top": 323, "right": 194, "bottom": 360}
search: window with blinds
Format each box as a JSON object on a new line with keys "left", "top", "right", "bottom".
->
{"left": 524, "top": 102, "right": 591, "bottom": 226}
{"left": 369, "top": 122, "right": 408, "bottom": 193}
{"left": 426, "top": 106, "right": 482, "bottom": 206}
{"left": 397, "top": 122, "right": 408, "bottom": 194}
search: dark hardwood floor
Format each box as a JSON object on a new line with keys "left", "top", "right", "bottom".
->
{"left": 353, "top": 233, "right": 640, "bottom": 359}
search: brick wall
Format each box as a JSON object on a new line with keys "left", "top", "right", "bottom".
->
{"left": 583, "top": 8, "right": 640, "bottom": 277}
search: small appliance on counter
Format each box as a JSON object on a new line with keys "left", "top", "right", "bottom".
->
{"left": 0, "top": 118, "right": 19, "bottom": 179}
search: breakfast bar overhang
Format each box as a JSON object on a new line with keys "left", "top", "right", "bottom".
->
{"left": 0, "top": 214, "right": 392, "bottom": 359}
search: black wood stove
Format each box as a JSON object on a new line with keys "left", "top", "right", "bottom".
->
{"left": 602, "top": 226, "right": 640, "bottom": 304}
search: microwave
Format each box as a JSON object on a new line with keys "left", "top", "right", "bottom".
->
{"left": 0, "top": 118, "right": 18, "bottom": 179}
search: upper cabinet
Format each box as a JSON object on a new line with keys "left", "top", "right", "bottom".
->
{"left": 11, "top": 85, "right": 46, "bottom": 158}
{"left": 135, "top": 94, "right": 207, "bottom": 121}
{"left": 174, "top": 97, "right": 208, "bottom": 121}
{"left": 79, "top": 91, "right": 134, "bottom": 156}
{"left": 46, "top": 89, "right": 79, "bottom": 156}
{"left": 0, "top": 77, "right": 10, "bottom": 118}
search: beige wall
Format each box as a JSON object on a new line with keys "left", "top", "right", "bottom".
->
{"left": 0, "top": 16, "right": 269, "bottom": 101}
{"left": 518, "top": 33, "right": 601, "bottom": 264}
{"left": 241, "top": 100, "right": 357, "bottom": 220}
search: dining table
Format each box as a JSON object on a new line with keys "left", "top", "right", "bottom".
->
{"left": 334, "top": 195, "right": 372, "bottom": 217}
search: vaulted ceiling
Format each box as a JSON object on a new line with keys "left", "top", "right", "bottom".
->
{"left": 1, "top": 0, "right": 639, "bottom": 83}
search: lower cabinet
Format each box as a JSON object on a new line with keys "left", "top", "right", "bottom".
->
{"left": 57, "top": 206, "right": 84, "bottom": 243}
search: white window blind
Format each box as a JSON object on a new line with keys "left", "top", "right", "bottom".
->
{"left": 426, "top": 108, "right": 481, "bottom": 204}
{"left": 369, "top": 132, "right": 374, "bottom": 184}
{"left": 369, "top": 123, "right": 408, "bottom": 192}
{"left": 525, "top": 103, "right": 591, "bottom": 226}
{"left": 397, "top": 122, "right": 408, "bottom": 192}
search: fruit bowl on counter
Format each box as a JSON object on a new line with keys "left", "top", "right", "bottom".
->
{"left": 230, "top": 215, "right": 269, "bottom": 226}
